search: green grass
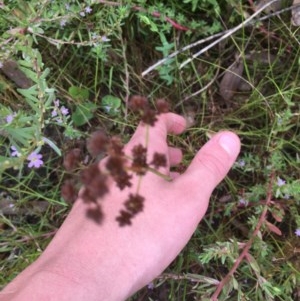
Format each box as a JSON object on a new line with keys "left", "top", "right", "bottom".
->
{"left": 1, "top": 1, "right": 300, "bottom": 300}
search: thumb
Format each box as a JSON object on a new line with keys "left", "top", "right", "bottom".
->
{"left": 176, "top": 131, "right": 240, "bottom": 199}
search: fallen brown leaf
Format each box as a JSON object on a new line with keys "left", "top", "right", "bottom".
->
{"left": 219, "top": 59, "right": 244, "bottom": 101}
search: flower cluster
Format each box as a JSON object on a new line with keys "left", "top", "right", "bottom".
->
{"left": 5, "top": 98, "right": 70, "bottom": 170}
{"left": 58, "top": 3, "right": 93, "bottom": 27}
{"left": 61, "top": 96, "right": 169, "bottom": 226}
{"left": 51, "top": 99, "right": 69, "bottom": 124}
{"left": 10, "top": 146, "right": 44, "bottom": 169}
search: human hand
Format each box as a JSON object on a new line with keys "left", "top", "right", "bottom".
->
{"left": 1, "top": 113, "right": 240, "bottom": 301}
{"left": 106, "top": 112, "right": 241, "bottom": 292}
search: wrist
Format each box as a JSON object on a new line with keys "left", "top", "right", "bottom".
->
{"left": 2, "top": 199, "right": 137, "bottom": 301}
{"left": 33, "top": 202, "right": 138, "bottom": 301}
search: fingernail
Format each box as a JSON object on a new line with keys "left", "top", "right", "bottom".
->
{"left": 218, "top": 133, "right": 239, "bottom": 156}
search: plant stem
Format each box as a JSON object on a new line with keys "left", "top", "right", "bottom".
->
{"left": 211, "top": 171, "right": 275, "bottom": 301}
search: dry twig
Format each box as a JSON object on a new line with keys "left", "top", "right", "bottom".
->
{"left": 142, "top": 0, "right": 294, "bottom": 76}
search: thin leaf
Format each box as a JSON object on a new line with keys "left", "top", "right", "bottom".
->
{"left": 265, "top": 220, "right": 282, "bottom": 236}
{"left": 42, "top": 137, "right": 61, "bottom": 156}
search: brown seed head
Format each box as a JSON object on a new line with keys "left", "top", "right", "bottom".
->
{"left": 141, "top": 107, "right": 158, "bottom": 126}
{"left": 131, "top": 144, "right": 148, "bottom": 175}
{"left": 150, "top": 152, "right": 167, "bottom": 169}
{"left": 129, "top": 95, "right": 148, "bottom": 112}
{"left": 61, "top": 180, "right": 78, "bottom": 204}
{"left": 87, "top": 130, "right": 109, "bottom": 157}
{"left": 114, "top": 170, "right": 132, "bottom": 190}
{"left": 63, "top": 148, "right": 81, "bottom": 171}
{"left": 108, "top": 136, "right": 124, "bottom": 156}
{"left": 156, "top": 98, "right": 170, "bottom": 114}
{"left": 116, "top": 210, "right": 133, "bottom": 226}
{"left": 124, "top": 193, "right": 145, "bottom": 215}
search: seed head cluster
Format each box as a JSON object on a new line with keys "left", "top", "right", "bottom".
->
{"left": 61, "top": 96, "right": 169, "bottom": 226}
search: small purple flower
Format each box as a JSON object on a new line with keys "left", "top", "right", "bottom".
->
{"left": 277, "top": 177, "right": 286, "bottom": 187}
{"left": 54, "top": 99, "right": 60, "bottom": 107}
{"left": 85, "top": 6, "right": 92, "bottom": 14}
{"left": 51, "top": 109, "right": 58, "bottom": 117}
{"left": 238, "top": 198, "right": 248, "bottom": 206}
{"left": 237, "top": 159, "right": 246, "bottom": 168}
{"left": 147, "top": 282, "right": 154, "bottom": 290}
{"left": 6, "top": 112, "right": 16, "bottom": 123}
{"left": 60, "top": 106, "right": 69, "bottom": 116}
{"left": 27, "top": 152, "right": 43, "bottom": 168}
{"left": 79, "top": 11, "right": 85, "bottom": 17}
{"left": 52, "top": 100, "right": 69, "bottom": 118}
{"left": 101, "top": 36, "right": 110, "bottom": 42}
{"left": 60, "top": 19, "right": 67, "bottom": 27}
{"left": 295, "top": 228, "right": 300, "bottom": 237}
{"left": 11, "top": 146, "right": 21, "bottom": 157}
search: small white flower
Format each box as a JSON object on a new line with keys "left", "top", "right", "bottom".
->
{"left": 85, "top": 6, "right": 92, "bottom": 14}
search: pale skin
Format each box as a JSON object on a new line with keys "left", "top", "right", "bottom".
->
{"left": 1, "top": 113, "right": 241, "bottom": 301}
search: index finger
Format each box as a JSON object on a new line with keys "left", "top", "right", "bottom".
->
{"left": 126, "top": 113, "right": 186, "bottom": 153}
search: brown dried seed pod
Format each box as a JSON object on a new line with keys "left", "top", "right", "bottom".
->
{"left": 114, "top": 170, "right": 132, "bottom": 190}
{"left": 80, "top": 163, "right": 100, "bottom": 185}
{"left": 105, "top": 156, "right": 125, "bottom": 176}
{"left": 116, "top": 210, "right": 133, "bottom": 226}
{"left": 81, "top": 187, "right": 97, "bottom": 204}
{"left": 108, "top": 136, "right": 124, "bottom": 156}
{"left": 61, "top": 180, "right": 78, "bottom": 204}
{"left": 128, "top": 95, "right": 148, "bottom": 112}
{"left": 141, "top": 108, "right": 158, "bottom": 126}
{"left": 156, "top": 98, "right": 170, "bottom": 114}
{"left": 87, "top": 130, "right": 109, "bottom": 157}
{"left": 131, "top": 144, "right": 148, "bottom": 175}
{"left": 86, "top": 206, "right": 103, "bottom": 224}
{"left": 63, "top": 148, "right": 81, "bottom": 171}
{"left": 151, "top": 152, "right": 167, "bottom": 169}
{"left": 124, "top": 193, "right": 145, "bottom": 215}
{"left": 80, "top": 163, "right": 109, "bottom": 198}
